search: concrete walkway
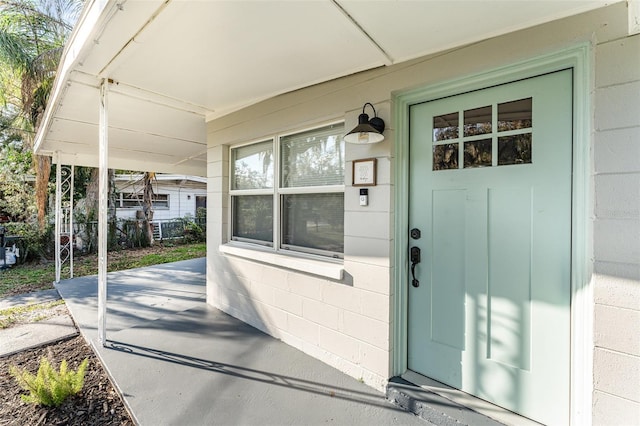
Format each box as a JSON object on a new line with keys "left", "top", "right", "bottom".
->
{"left": 0, "top": 288, "right": 77, "bottom": 357}
{"left": 56, "top": 258, "right": 433, "bottom": 426}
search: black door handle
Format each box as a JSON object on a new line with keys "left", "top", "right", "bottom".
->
{"left": 410, "top": 246, "right": 421, "bottom": 287}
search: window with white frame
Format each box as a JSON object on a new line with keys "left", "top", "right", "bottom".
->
{"left": 230, "top": 122, "right": 345, "bottom": 258}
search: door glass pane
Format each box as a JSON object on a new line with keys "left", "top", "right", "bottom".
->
{"left": 282, "top": 193, "right": 344, "bottom": 254}
{"left": 464, "top": 105, "right": 492, "bottom": 136}
{"left": 232, "top": 195, "right": 273, "bottom": 244}
{"left": 498, "top": 134, "right": 532, "bottom": 165}
{"left": 231, "top": 140, "right": 274, "bottom": 190}
{"left": 280, "top": 123, "right": 345, "bottom": 188}
{"left": 433, "top": 112, "right": 459, "bottom": 141}
{"left": 498, "top": 98, "right": 532, "bottom": 131}
{"left": 464, "top": 139, "right": 492, "bottom": 168}
{"left": 433, "top": 143, "right": 459, "bottom": 170}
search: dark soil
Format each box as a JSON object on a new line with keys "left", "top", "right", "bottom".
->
{"left": 0, "top": 336, "right": 134, "bottom": 426}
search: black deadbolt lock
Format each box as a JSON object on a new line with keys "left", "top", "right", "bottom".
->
{"left": 410, "top": 228, "right": 421, "bottom": 240}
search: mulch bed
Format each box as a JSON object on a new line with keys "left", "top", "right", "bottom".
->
{"left": 0, "top": 336, "right": 134, "bottom": 425}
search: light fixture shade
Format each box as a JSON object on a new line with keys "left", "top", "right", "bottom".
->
{"left": 344, "top": 104, "right": 385, "bottom": 144}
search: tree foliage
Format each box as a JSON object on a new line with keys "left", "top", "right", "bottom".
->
{"left": 0, "top": 0, "right": 83, "bottom": 228}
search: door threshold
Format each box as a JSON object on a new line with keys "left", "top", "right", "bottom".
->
{"left": 401, "top": 370, "right": 543, "bottom": 426}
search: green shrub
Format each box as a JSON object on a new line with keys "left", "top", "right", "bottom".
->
{"left": 183, "top": 220, "right": 205, "bottom": 243}
{"left": 10, "top": 357, "right": 89, "bottom": 407}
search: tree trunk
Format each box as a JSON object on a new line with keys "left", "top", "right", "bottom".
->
{"left": 84, "top": 167, "right": 99, "bottom": 220}
{"left": 34, "top": 154, "right": 51, "bottom": 230}
{"left": 108, "top": 169, "right": 116, "bottom": 222}
{"left": 142, "top": 172, "right": 155, "bottom": 245}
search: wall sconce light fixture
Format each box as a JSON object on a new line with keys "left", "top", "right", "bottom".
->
{"left": 344, "top": 102, "right": 385, "bottom": 144}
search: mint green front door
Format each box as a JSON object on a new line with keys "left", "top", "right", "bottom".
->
{"left": 408, "top": 70, "right": 572, "bottom": 425}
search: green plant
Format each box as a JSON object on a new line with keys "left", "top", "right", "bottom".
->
{"left": 10, "top": 357, "right": 89, "bottom": 407}
{"left": 182, "top": 220, "right": 205, "bottom": 243}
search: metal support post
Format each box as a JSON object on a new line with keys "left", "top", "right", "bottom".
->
{"left": 98, "top": 79, "right": 109, "bottom": 346}
{"left": 55, "top": 153, "right": 62, "bottom": 283}
{"left": 69, "top": 165, "right": 75, "bottom": 278}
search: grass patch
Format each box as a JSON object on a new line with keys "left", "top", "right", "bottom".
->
{"left": 0, "top": 300, "right": 65, "bottom": 329}
{"left": 0, "top": 242, "right": 207, "bottom": 298}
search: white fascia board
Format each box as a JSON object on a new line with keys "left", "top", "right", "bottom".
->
{"left": 33, "top": 0, "right": 113, "bottom": 155}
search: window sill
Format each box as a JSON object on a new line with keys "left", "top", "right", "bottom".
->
{"left": 218, "top": 243, "right": 344, "bottom": 280}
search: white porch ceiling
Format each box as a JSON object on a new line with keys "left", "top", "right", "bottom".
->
{"left": 34, "top": 0, "right": 620, "bottom": 177}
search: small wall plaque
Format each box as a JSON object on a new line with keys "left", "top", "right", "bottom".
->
{"left": 352, "top": 158, "right": 377, "bottom": 186}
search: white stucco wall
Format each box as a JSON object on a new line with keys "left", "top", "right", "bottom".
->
{"left": 592, "top": 34, "right": 640, "bottom": 424}
{"left": 206, "top": 3, "right": 639, "bottom": 421}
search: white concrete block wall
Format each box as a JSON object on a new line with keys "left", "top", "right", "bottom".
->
{"left": 203, "top": 3, "right": 639, "bottom": 410}
{"left": 592, "top": 34, "right": 640, "bottom": 424}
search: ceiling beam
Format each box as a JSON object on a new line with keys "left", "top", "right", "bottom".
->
{"left": 331, "top": 0, "right": 394, "bottom": 65}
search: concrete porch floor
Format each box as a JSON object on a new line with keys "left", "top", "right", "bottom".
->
{"left": 56, "top": 258, "right": 503, "bottom": 426}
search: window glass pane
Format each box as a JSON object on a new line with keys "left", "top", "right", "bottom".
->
{"left": 280, "top": 123, "right": 345, "bottom": 188}
{"left": 433, "top": 143, "right": 459, "bottom": 171}
{"left": 232, "top": 195, "right": 273, "bottom": 243}
{"left": 498, "top": 134, "right": 532, "bottom": 166}
{"left": 153, "top": 194, "right": 169, "bottom": 209}
{"left": 464, "top": 139, "right": 492, "bottom": 168}
{"left": 498, "top": 98, "right": 532, "bottom": 131}
{"left": 121, "top": 193, "right": 168, "bottom": 209}
{"left": 282, "top": 193, "right": 344, "bottom": 254}
{"left": 231, "top": 140, "right": 274, "bottom": 190}
{"left": 433, "top": 112, "right": 459, "bottom": 141}
{"left": 464, "top": 105, "right": 492, "bottom": 136}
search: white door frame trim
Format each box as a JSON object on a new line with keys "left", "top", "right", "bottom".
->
{"left": 392, "top": 43, "right": 593, "bottom": 425}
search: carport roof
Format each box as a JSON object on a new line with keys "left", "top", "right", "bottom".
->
{"left": 34, "top": 0, "right": 622, "bottom": 177}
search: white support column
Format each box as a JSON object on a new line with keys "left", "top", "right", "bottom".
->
{"left": 69, "top": 166, "right": 75, "bottom": 278}
{"left": 54, "top": 153, "right": 61, "bottom": 284}
{"left": 98, "top": 79, "right": 109, "bottom": 346}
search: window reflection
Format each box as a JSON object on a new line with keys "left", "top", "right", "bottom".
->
{"left": 231, "top": 140, "right": 274, "bottom": 190}
{"left": 464, "top": 139, "right": 492, "bottom": 168}
{"left": 433, "top": 112, "right": 459, "bottom": 141}
{"left": 282, "top": 193, "right": 344, "bottom": 253}
{"left": 498, "top": 134, "right": 532, "bottom": 165}
{"left": 433, "top": 144, "right": 459, "bottom": 170}
{"left": 498, "top": 98, "right": 532, "bottom": 131}
{"left": 464, "top": 105, "right": 492, "bottom": 136}
{"left": 232, "top": 195, "right": 274, "bottom": 244}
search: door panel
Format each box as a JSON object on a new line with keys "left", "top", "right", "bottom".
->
{"left": 408, "top": 70, "right": 572, "bottom": 425}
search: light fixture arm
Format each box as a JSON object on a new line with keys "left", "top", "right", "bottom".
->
{"left": 361, "top": 103, "right": 385, "bottom": 134}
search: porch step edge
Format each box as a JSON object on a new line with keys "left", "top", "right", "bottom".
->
{"left": 386, "top": 377, "right": 505, "bottom": 426}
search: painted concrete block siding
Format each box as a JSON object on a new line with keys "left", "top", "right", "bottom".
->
{"left": 592, "top": 32, "right": 640, "bottom": 422}
{"left": 594, "top": 127, "right": 640, "bottom": 174}
{"left": 594, "top": 174, "right": 640, "bottom": 219}
{"left": 204, "top": 2, "right": 637, "bottom": 408}
{"left": 594, "top": 267, "right": 640, "bottom": 312}
{"left": 206, "top": 248, "right": 394, "bottom": 388}
{"left": 593, "top": 219, "right": 640, "bottom": 264}
{"left": 593, "top": 348, "right": 640, "bottom": 403}
{"left": 594, "top": 304, "right": 640, "bottom": 357}
{"left": 593, "top": 390, "right": 640, "bottom": 426}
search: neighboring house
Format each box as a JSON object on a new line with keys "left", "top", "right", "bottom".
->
{"left": 33, "top": 2, "right": 640, "bottom": 425}
{"left": 114, "top": 174, "right": 207, "bottom": 221}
